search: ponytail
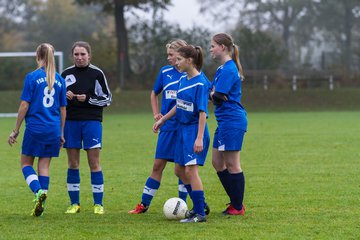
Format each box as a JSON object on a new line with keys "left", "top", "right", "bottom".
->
{"left": 232, "top": 44, "right": 244, "bottom": 80}
{"left": 36, "top": 43, "right": 56, "bottom": 90}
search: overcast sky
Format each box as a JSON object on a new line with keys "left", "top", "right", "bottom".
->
{"left": 163, "top": 0, "right": 209, "bottom": 30}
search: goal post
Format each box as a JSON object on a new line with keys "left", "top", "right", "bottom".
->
{"left": 0, "top": 51, "right": 64, "bottom": 73}
{"left": 0, "top": 51, "right": 64, "bottom": 117}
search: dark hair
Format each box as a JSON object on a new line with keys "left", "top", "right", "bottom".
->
{"left": 177, "top": 45, "right": 203, "bottom": 71}
{"left": 71, "top": 41, "right": 91, "bottom": 56}
{"left": 212, "top": 33, "right": 244, "bottom": 80}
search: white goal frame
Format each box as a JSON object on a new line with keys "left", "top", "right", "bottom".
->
{"left": 0, "top": 51, "right": 63, "bottom": 117}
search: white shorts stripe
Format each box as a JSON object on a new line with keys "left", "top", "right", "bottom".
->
{"left": 89, "top": 143, "right": 101, "bottom": 149}
{"left": 26, "top": 174, "right": 38, "bottom": 186}
{"left": 143, "top": 186, "right": 157, "bottom": 197}
{"left": 218, "top": 144, "right": 225, "bottom": 151}
{"left": 67, "top": 183, "right": 80, "bottom": 191}
{"left": 92, "top": 184, "right": 104, "bottom": 193}
{"left": 185, "top": 159, "right": 197, "bottom": 166}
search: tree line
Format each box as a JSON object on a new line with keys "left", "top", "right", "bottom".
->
{"left": 0, "top": 0, "right": 359, "bottom": 90}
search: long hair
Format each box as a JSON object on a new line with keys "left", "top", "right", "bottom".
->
{"left": 212, "top": 33, "right": 244, "bottom": 80}
{"left": 71, "top": 41, "right": 92, "bottom": 56}
{"left": 177, "top": 45, "right": 204, "bottom": 71}
{"left": 36, "top": 43, "right": 56, "bottom": 90}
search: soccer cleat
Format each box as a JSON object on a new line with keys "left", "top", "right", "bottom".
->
{"left": 222, "top": 204, "right": 245, "bottom": 215}
{"left": 94, "top": 204, "right": 104, "bottom": 214}
{"left": 65, "top": 204, "right": 80, "bottom": 214}
{"left": 31, "top": 189, "right": 47, "bottom": 217}
{"left": 128, "top": 203, "right": 149, "bottom": 214}
{"left": 185, "top": 203, "right": 210, "bottom": 218}
{"left": 180, "top": 213, "right": 206, "bottom": 223}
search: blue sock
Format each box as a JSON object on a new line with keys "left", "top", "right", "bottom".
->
{"left": 67, "top": 168, "right": 80, "bottom": 205}
{"left": 191, "top": 190, "right": 205, "bottom": 216}
{"left": 141, "top": 177, "right": 160, "bottom": 207}
{"left": 38, "top": 175, "right": 50, "bottom": 194}
{"left": 91, "top": 171, "right": 104, "bottom": 205}
{"left": 22, "top": 166, "right": 41, "bottom": 194}
{"left": 178, "top": 179, "right": 188, "bottom": 202}
{"left": 217, "top": 169, "right": 232, "bottom": 201}
{"left": 230, "top": 172, "right": 245, "bottom": 210}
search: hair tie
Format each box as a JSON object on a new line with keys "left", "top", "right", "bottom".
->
{"left": 232, "top": 43, "right": 235, "bottom": 47}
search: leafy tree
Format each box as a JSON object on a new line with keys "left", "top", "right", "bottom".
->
{"left": 314, "top": 0, "right": 360, "bottom": 70}
{"left": 75, "top": 0, "right": 171, "bottom": 89}
{"left": 233, "top": 27, "right": 286, "bottom": 70}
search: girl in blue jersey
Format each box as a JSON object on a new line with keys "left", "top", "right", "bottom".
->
{"left": 209, "top": 33, "right": 247, "bottom": 215}
{"left": 8, "top": 43, "right": 67, "bottom": 217}
{"left": 129, "top": 39, "right": 190, "bottom": 214}
{"left": 153, "top": 45, "right": 210, "bottom": 223}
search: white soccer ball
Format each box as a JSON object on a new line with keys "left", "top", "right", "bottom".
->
{"left": 163, "top": 197, "right": 188, "bottom": 220}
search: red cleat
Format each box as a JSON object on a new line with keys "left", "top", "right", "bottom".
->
{"left": 128, "top": 203, "right": 149, "bottom": 214}
{"left": 223, "top": 204, "right": 245, "bottom": 215}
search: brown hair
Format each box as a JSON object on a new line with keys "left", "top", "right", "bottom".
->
{"left": 212, "top": 33, "right": 244, "bottom": 80}
{"left": 177, "top": 45, "right": 204, "bottom": 71}
{"left": 71, "top": 41, "right": 92, "bottom": 56}
{"left": 36, "top": 43, "right": 56, "bottom": 90}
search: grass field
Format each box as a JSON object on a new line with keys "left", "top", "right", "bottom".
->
{"left": 0, "top": 111, "right": 359, "bottom": 239}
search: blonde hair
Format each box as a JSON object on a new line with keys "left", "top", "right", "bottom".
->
{"left": 166, "top": 39, "right": 188, "bottom": 51}
{"left": 36, "top": 43, "right": 56, "bottom": 90}
{"left": 212, "top": 33, "right": 244, "bottom": 80}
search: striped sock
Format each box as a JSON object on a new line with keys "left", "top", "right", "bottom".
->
{"left": 178, "top": 179, "right": 188, "bottom": 202}
{"left": 38, "top": 175, "right": 49, "bottom": 194}
{"left": 67, "top": 168, "right": 80, "bottom": 205}
{"left": 141, "top": 177, "right": 160, "bottom": 206}
{"left": 91, "top": 171, "right": 104, "bottom": 205}
{"left": 22, "top": 166, "right": 41, "bottom": 194}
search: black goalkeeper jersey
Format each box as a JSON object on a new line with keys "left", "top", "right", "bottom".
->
{"left": 61, "top": 64, "right": 112, "bottom": 121}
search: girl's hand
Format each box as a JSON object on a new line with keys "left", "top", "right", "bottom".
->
{"left": 153, "top": 113, "right": 163, "bottom": 121}
{"left": 152, "top": 118, "right": 164, "bottom": 133}
{"left": 8, "top": 130, "right": 19, "bottom": 146}
{"left": 76, "top": 94, "right": 87, "bottom": 102}
{"left": 66, "top": 90, "right": 75, "bottom": 100}
{"left": 193, "top": 138, "right": 203, "bottom": 154}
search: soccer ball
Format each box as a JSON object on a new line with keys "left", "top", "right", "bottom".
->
{"left": 163, "top": 197, "right": 188, "bottom": 220}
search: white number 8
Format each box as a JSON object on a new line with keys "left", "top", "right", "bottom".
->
{"left": 43, "top": 86, "right": 55, "bottom": 108}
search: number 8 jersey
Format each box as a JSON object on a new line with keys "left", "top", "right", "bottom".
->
{"left": 21, "top": 68, "right": 67, "bottom": 142}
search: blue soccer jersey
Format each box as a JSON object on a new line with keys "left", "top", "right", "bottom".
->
{"left": 21, "top": 68, "right": 67, "bottom": 142}
{"left": 153, "top": 66, "right": 185, "bottom": 131}
{"left": 211, "top": 60, "right": 247, "bottom": 130}
{"left": 176, "top": 74, "right": 209, "bottom": 125}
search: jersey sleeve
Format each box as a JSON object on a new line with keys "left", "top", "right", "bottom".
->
{"left": 88, "top": 70, "right": 112, "bottom": 107}
{"left": 58, "top": 74, "right": 67, "bottom": 107}
{"left": 153, "top": 70, "right": 163, "bottom": 95}
{"left": 20, "top": 73, "right": 33, "bottom": 103}
{"left": 196, "top": 82, "right": 209, "bottom": 114}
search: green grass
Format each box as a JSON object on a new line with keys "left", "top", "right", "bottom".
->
{"left": 0, "top": 112, "right": 359, "bottom": 239}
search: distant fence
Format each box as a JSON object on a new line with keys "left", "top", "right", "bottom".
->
{"left": 244, "top": 70, "right": 360, "bottom": 90}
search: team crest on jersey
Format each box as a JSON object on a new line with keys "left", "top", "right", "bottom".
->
{"left": 65, "top": 74, "right": 76, "bottom": 87}
{"left": 177, "top": 99, "right": 193, "bottom": 112}
{"left": 165, "top": 90, "right": 177, "bottom": 99}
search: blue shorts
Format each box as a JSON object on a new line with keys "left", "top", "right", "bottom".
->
{"left": 64, "top": 120, "right": 102, "bottom": 150}
{"left": 175, "top": 124, "right": 210, "bottom": 166}
{"left": 22, "top": 129, "right": 60, "bottom": 157}
{"left": 155, "top": 130, "right": 177, "bottom": 161}
{"left": 213, "top": 126, "right": 246, "bottom": 151}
